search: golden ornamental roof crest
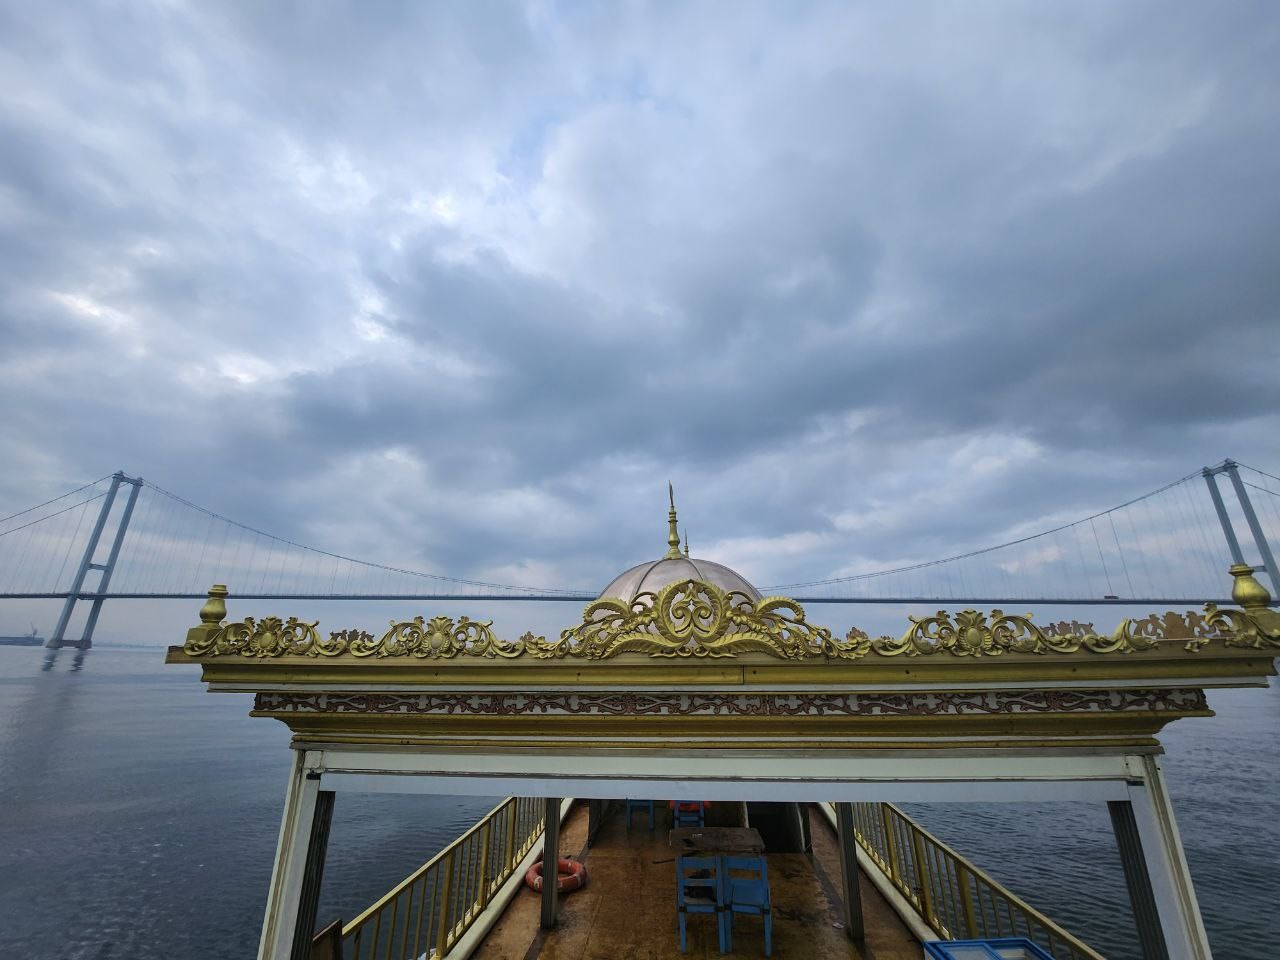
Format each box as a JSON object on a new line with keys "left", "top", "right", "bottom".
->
{"left": 529, "top": 577, "right": 858, "bottom": 659}
{"left": 180, "top": 565, "right": 1280, "bottom": 661}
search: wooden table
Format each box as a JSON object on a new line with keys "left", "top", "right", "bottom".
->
{"left": 669, "top": 826, "right": 765, "bottom": 856}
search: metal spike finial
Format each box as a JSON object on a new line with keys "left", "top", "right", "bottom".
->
{"left": 682, "top": 528, "right": 690, "bottom": 557}
{"left": 666, "top": 483, "right": 682, "bottom": 558}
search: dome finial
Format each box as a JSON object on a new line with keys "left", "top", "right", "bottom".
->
{"left": 683, "top": 527, "right": 690, "bottom": 557}
{"left": 666, "top": 483, "right": 682, "bottom": 558}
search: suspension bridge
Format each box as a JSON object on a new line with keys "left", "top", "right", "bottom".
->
{"left": 1, "top": 460, "right": 1277, "bottom": 651}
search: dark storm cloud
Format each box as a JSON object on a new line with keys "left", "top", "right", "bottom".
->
{"left": 1, "top": 1, "right": 1278, "bottom": 607}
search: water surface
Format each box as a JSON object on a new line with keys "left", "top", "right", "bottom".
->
{"left": 0, "top": 647, "right": 1275, "bottom": 958}
{"left": 0, "top": 648, "right": 494, "bottom": 959}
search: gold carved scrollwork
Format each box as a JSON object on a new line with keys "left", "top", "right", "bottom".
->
{"left": 1201, "top": 564, "right": 1280, "bottom": 651}
{"left": 357, "top": 615, "right": 526, "bottom": 659}
{"left": 182, "top": 586, "right": 541, "bottom": 658}
{"left": 183, "top": 615, "right": 330, "bottom": 658}
{"left": 524, "top": 578, "right": 868, "bottom": 660}
{"left": 184, "top": 614, "right": 532, "bottom": 659}
{"left": 181, "top": 568, "right": 1279, "bottom": 661}
{"left": 870, "top": 608, "right": 1161, "bottom": 658}
{"left": 1127, "top": 611, "right": 1218, "bottom": 652}
{"left": 1202, "top": 604, "right": 1280, "bottom": 650}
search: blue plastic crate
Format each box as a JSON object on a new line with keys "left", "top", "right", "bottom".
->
{"left": 924, "top": 937, "right": 1056, "bottom": 960}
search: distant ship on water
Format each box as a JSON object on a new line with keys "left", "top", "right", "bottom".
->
{"left": 0, "top": 626, "right": 43, "bottom": 646}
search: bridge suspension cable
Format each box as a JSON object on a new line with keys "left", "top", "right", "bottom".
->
{"left": 765, "top": 462, "right": 1278, "bottom": 604}
{"left": 113, "top": 479, "right": 585, "bottom": 600}
{"left": 0, "top": 462, "right": 1276, "bottom": 612}
{"left": 763, "top": 460, "right": 1279, "bottom": 604}
{"left": 767, "top": 470, "right": 1210, "bottom": 600}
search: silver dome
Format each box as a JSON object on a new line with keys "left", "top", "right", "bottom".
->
{"left": 598, "top": 556, "right": 762, "bottom": 603}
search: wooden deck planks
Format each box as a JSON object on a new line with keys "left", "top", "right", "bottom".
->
{"left": 469, "top": 802, "right": 920, "bottom": 960}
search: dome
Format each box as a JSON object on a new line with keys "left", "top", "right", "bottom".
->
{"left": 597, "top": 486, "right": 762, "bottom": 603}
{"left": 599, "top": 555, "right": 762, "bottom": 603}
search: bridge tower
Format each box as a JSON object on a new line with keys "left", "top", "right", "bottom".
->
{"left": 1201, "top": 459, "right": 1280, "bottom": 597}
{"left": 46, "top": 471, "right": 143, "bottom": 652}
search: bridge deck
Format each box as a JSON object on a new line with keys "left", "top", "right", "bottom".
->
{"left": 471, "top": 802, "right": 920, "bottom": 960}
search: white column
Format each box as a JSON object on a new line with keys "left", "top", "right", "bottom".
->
{"left": 257, "top": 750, "right": 322, "bottom": 960}
{"left": 1125, "top": 755, "right": 1213, "bottom": 960}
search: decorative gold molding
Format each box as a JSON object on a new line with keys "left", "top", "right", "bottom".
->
{"left": 356, "top": 616, "right": 527, "bottom": 659}
{"left": 1200, "top": 563, "right": 1280, "bottom": 651}
{"left": 184, "top": 614, "right": 329, "bottom": 658}
{"left": 182, "top": 568, "right": 1280, "bottom": 661}
{"left": 525, "top": 578, "right": 865, "bottom": 659}
{"left": 253, "top": 688, "right": 1209, "bottom": 718}
{"left": 185, "top": 611, "right": 533, "bottom": 659}
{"left": 872, "top": 608, "right": 1164, "bottom": 658}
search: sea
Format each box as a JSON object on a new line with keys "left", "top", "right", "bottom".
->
{"left": 0, "top": 646, "right": 1275, "bottom": 960}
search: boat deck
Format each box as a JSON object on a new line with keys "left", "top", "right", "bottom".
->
{"left": 471, "top": 803, "right": 920, "bottom": 960}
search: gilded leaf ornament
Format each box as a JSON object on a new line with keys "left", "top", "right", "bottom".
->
{"left": 1198, "top": 564, "right": 1280, "bottom": 651}
{"left": 1198, "top": 568, "right": 1280, "bottom": 650}
{"left": 1201, "top": 603, "right": 1280, "bottom": 650}
{"left": 524, "top": 578, "right": 868, "bottom": 659}
{"left": 184, "top": 610, "right": 535, "bottom": 659}
{"left": 870, "top": 608, "right": 1162, "bottom": 658}
{"left": 184, "top": 615, "right": 332, "bottom": 658}
{"left": 361, "top": 615, "right": 526, "bottom": 659}
{"left": 181, "top": 567, "right": 1278, "bottom": 661}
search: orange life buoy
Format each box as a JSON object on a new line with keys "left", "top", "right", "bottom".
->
{"left": 524, "top": 856, "right": 587, "bottom": 893}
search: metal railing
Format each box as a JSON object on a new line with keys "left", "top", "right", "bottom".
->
{"left": 341, "top": 796, "right": 546, "bottom": 960}
{"left": 838, "top": 802, "right": 1105, "bottom": 960}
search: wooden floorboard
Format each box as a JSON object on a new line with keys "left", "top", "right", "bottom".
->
{"left": 469, "top": 802, "right": 921, "bottom": 960}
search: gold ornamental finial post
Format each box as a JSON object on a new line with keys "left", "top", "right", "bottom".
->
{"left": 666, "top": 483, "right": 682, "bottom": 558}
{"left": 185, "top": 583, "right": 228, "bottom": 651}
{"left": 683, "top": 528, "right": 690, "bottom": 557}
{"left": 199, "top": 583, "right": 229, "bottom": 624}
{"left": 1228, "top": 563, "right": 1272, "bottom": 611}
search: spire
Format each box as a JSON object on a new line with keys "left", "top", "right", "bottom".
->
{"left": 682, "top": 528, "right": 690, "bottom": 557}
{"left": 666, "top": 483, "right": 682, "bottom": 558}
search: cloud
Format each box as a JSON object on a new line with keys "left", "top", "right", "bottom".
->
{"left": 2, "top": 0, "right": 1279, "bottom": 635}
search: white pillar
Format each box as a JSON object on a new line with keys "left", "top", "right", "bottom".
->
{"left": 258, "top": 750, "right": 322, "bottom": 960}
{"left": 1125, "top": 755, "right": 1213, "bottom": 960}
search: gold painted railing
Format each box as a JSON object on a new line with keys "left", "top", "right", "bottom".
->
{"left": 341, "top": 796, "right": 545, "bottom": 960}
{"left": 838, "top": 802, "right": 1105, "bottom": 960}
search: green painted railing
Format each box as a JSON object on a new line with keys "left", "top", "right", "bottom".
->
{"left": 341, "top": 797, "right": 545, "bottom": 960}
{"left": 837, "top": 802, "right": 1105, "bottom": 960}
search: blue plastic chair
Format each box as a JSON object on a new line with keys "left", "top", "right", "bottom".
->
{"left": 676, "top": 855, "right": 726, "bottom": 953}
{"left": 672, "top": 800, "right": 706, "bottom": 828}
{"left": 723, "top": 855, "right": 772, "bottom": 956}
{"left": 924, "top": 938, "right": 1055, "bottom": 959}
{"left": 626, "top": 798, "right": 656, "bottom": 832}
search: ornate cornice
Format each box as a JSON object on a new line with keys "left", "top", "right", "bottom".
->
{"left": 184, "top": 612, "right": 527, "bottom": 659}
{"left": 182, "top": 570, "right": 1280, "bottom": 661}
{"left": 528, "top": 578, "right": 860, "bottom": 659}
{"left": 873, "top": 609, "right": 1161, "bottom": 657}
{"left": 254, "top": 688, "right": 1208, "bottom": 718}
{"left": 1199, "top": 563, "right": 1280, "bottom": 651}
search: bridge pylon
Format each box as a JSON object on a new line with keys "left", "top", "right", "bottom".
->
{"left": 46, "top": 471, "right": 142, "bottom": 652}
{"left": 1202, "top": 460, "right": 1280, "bottom": 598}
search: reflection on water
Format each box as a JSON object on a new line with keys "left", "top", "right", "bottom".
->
{"left": 0, "top": 648, "right": 1276, "bottom": 959}
{"left": 0, "top": 648, "right": 494, "bottom": 960}
{"left": 41, "top": 645, "right": 89, "bottom": 672}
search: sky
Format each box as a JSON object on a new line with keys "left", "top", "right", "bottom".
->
{"left": 2, "top": 0, "right": 1279, "bottom": 639}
